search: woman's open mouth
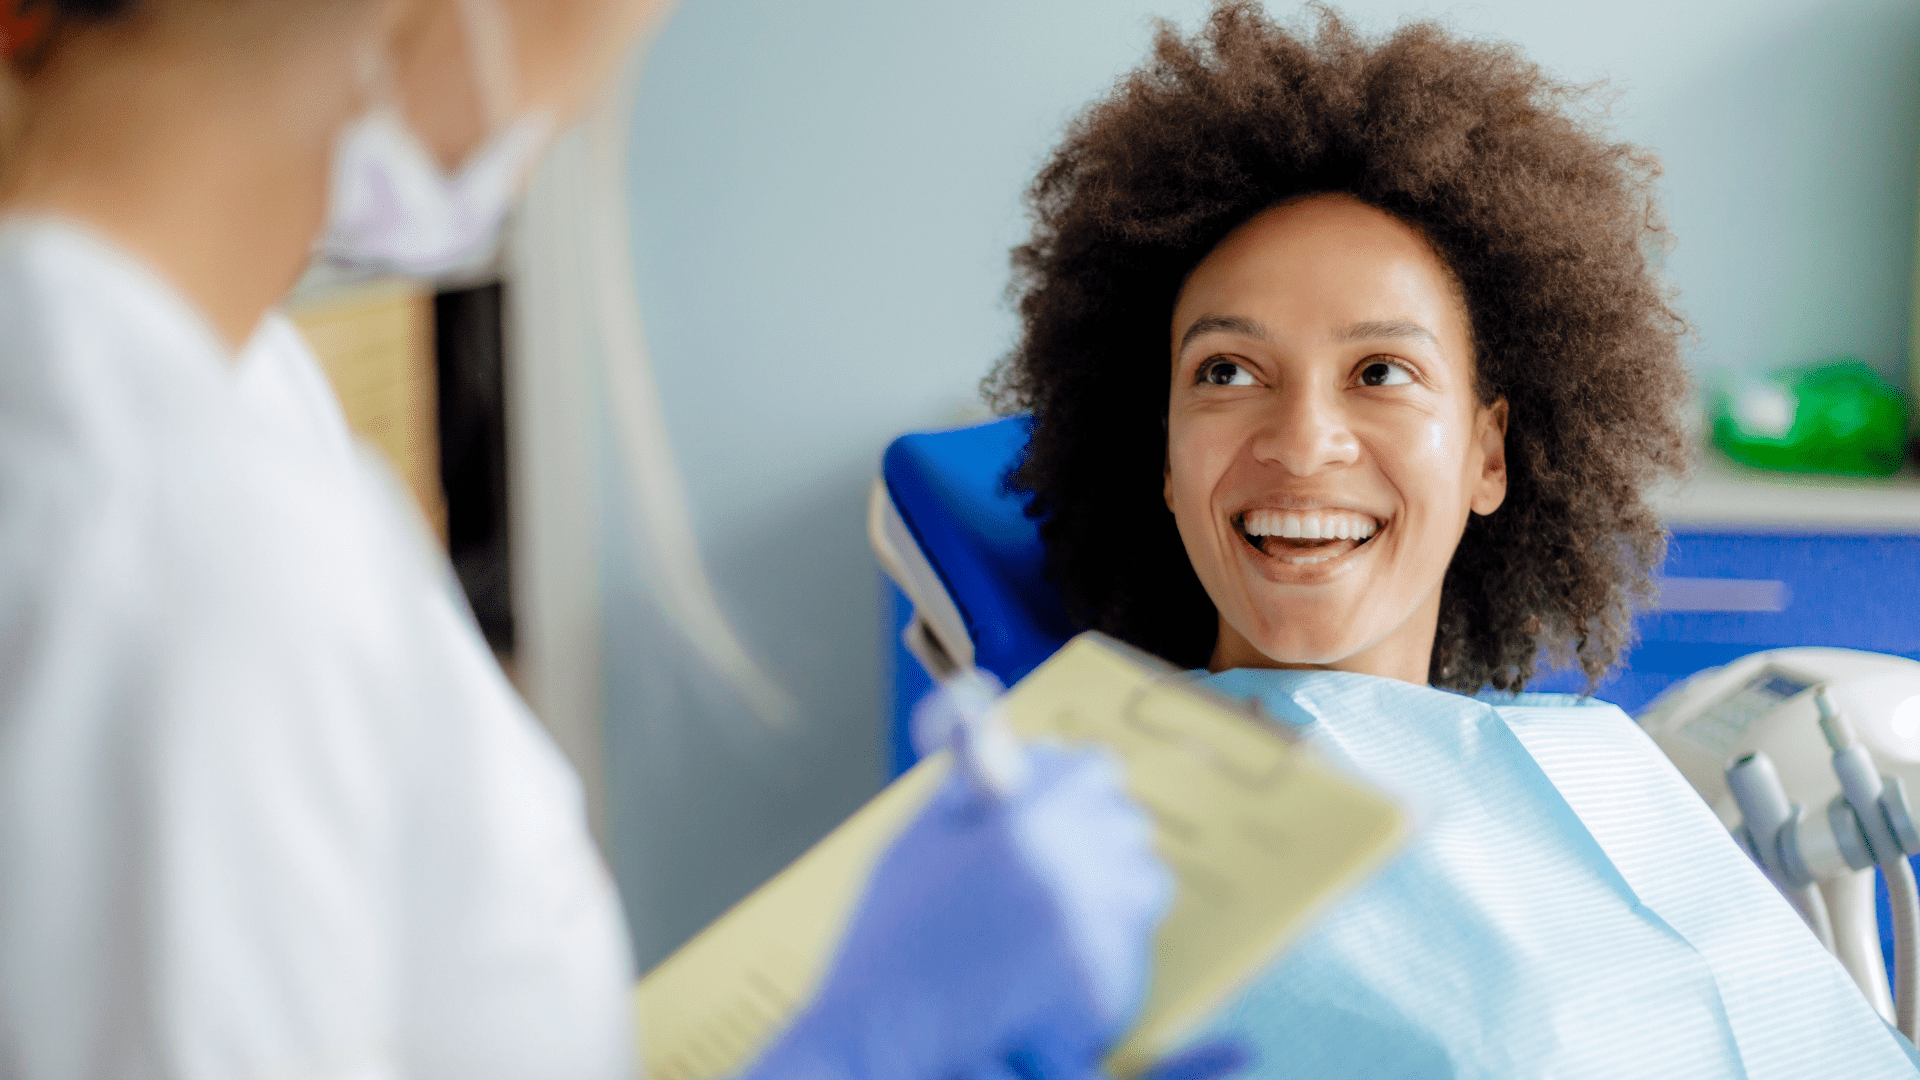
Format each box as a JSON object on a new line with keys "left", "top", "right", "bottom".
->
{"left": 1234, "top": 508, "right": 1381, "bottom": 565}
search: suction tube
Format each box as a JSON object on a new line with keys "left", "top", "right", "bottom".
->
{"left": 1728, "top": 753, "right": 1837, "bottom": 950}
{"left": 1788, "top": 880, "right": 1837, "bottom": 954}
{"left": 578, "top": 59, "right": 797, "bottom": 726}
{"left": 1887, "top": 855, "right": 1920, "bottom": 1040}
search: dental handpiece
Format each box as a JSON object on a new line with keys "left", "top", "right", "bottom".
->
{"left": 1817, "top": 690, "right": 1904, "bottom": 863}
{"left": 1727, "top": 752, "right": 1835, "bottom": 949}
{"left": 912, "top": 668, "right": 1030, "bottom": 799}
{"left": 1816, "top": 688, "right": 1920, "bottom": 1041}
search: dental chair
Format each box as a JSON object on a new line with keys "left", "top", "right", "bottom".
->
{"left": 867, "top": 417, "right": 1077, "bottom": 775}
{"left": 869, "top": 414, "right": 1920, "bottom": 1003}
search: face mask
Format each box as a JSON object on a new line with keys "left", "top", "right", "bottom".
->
{"left": 319, "top": 107, "right": 551, "bottom": 276}
{"left": 318, "top": 0, "right": 551, "bottom": 276}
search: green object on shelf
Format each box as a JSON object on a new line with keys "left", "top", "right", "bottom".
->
{"left": 1711, "top": 359, "right": 1910, "bottom": 477}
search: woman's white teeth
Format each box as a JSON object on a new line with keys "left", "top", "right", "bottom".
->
{"left": 1242, "top": 509, "right": 1379, "bottom": 541}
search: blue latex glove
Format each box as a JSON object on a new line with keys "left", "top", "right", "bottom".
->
{"left": 1002, "top": 1040, "right": 1256, "bottom": 1080}
{"left": 737, "top": 736, "right": 1238, "bottom": 1080}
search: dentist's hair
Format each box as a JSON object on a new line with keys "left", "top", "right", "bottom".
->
{"left": 987, "top": 2, "right": 1691, "bottom": 692}
{"left": 15, "top": 0, "right": 130, "bottom": 21}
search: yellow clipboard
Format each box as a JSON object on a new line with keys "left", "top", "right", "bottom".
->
{"left": 634, "top": 632, "right": 1408, "bottom": 1079}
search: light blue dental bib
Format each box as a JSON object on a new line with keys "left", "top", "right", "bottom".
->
{"left": 1194, "top": 669, "right": 1916, "bottom": 1078}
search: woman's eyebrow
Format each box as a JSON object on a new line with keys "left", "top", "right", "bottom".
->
{"left": 1333, "top": 319, "right": 1438, "bottom": 346}
{"left": 1178, "top": 314, "right": 1267, "bottom": 351}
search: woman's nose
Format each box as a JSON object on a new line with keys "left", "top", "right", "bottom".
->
{"left": 1249, "top": 390, "right": 1360, "bottom": 476}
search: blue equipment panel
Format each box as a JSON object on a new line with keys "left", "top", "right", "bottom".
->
{"left": 1528, "top": 531, "right": 1920, "bottom": 708}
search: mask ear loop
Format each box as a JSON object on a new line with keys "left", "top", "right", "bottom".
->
{"left": 351, "top": 36, "right": 398, "bottom": 116}
{"left": 453, "top": 0, "right": 519, "bottom": 132}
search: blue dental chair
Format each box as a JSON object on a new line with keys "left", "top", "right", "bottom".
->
{"left": 871, "top": 415, "right": 1920, "bottom": 977}
{"left": 868, "top": 416, "right": 1074, "bottom": 776}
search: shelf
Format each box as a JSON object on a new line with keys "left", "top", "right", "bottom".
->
{"left": 1652, "top": 452, "right": 1920, "bottom": 533}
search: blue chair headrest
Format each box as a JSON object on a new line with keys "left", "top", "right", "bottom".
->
{"left": 880, "top": 416, "right": 1079, "bottom": 687}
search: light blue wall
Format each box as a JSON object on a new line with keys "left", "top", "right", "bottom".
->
{"left": 605, "top": 0, "right": 1920, "bottom": 969}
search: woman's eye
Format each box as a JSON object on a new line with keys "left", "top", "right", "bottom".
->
{"left": 1198, "top": 358, "right": 1257, "bottom": 387}
{"left": 1357, "top": 359, "right": 1415, "bottom": 387}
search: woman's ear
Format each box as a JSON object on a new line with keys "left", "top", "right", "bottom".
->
{"left": 1162, "top": 413, "right": 1175, "bottom": 512}
{"left": 1470, "top": 398, "right": 1508, "bottom": 516}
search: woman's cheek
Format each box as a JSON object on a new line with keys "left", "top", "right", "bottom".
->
{"left": 1164, "top": 417, "right": 1206, "bottom": 511}
{"left": 1370, "top": 414, "right": 1461, "bottom": 504}
{"left": 1174, "top": 410, "right": 1239, "bottom": 481}
{"left": 1166, "top": 424, "right": 1226, "bottom": 565}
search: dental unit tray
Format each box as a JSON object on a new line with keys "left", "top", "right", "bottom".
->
{"left": 632, "top": 632, "right": 1409, "bottom": 1080}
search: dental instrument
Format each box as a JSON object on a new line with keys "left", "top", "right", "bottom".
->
{"left": 1642, "top": 650, "right": 1920, "bottom": 1029}
{"left": 910, "top": 665, "right": 1029, "bottom": 799}
{"left": 1728, "top": 750, "right": 1838, "bottom": 950}
{"left": 1817, "top": 689, "right": 1920, "bottom": 1039}
{"left": 1719, "top": 687, "right": 1920, "bottom": 1040}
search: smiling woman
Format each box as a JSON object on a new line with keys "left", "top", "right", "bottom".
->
{"left": 989, "top": 1, "right": 1693, "bottom": 692}
{"left": 975, "top": 10, "right": 1920, "bottom": 1073}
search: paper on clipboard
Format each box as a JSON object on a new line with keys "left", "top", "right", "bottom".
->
{"left": 633, "top": 632, "right": 1409, "bottom": 1079}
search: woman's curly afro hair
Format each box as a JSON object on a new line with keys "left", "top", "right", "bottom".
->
{"left": 987, "top": 2, "right": 1693, "bottom": 692}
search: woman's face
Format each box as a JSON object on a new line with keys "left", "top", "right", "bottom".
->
{"left": 1165, "top": 195, "right": 1508, "bottom": 682}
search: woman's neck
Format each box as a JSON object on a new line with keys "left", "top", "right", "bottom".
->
{"left": 1, "top": 11, "right": 378, "bottom": 352}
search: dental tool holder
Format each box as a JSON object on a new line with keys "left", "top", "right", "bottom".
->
{"left": 1749, "top": 763, "right": 1920, "bottom": 886}
{"left": 1731, "top": 706, "right": 1920, "bottom": 892}
{"left": 1725, "top": 686, "right": 1920, "bottom": 1036}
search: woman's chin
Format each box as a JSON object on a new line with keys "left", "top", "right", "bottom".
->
{"left": 1212, "top": 601, "right": 1438, "bottom": 684}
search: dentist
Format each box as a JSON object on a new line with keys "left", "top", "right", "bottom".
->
{"left": 0, "top": 2, "right": 1205, "bottom": 1078}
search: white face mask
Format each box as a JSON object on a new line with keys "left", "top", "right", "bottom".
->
{"left": 318, "top": 0, "right": 551, "bottom": 276}
{"left": 319, "top": 107, "right": 552, "bottom": 276}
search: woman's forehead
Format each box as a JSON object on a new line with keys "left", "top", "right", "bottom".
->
{"left": 1172, "top": 196, "right": 1471, "bottom": 355}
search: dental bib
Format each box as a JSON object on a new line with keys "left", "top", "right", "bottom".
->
{"left": 1190, "top": 669, "right": 1915, "bottom": 1078}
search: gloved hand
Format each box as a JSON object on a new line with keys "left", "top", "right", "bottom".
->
{"left": 998, "top": 1039, "right": 1256, "bottom": 1080}
{"left": 735, "top": 720, "right": 1229, "bottom": 1080}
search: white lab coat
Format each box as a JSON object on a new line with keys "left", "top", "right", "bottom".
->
{"left": 0, "top": 218, "right": 633, "bottom": 1080}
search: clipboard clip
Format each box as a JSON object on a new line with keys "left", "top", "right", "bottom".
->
{"left": 1118, "top": 676, "right": 1298, "bottom": 792}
